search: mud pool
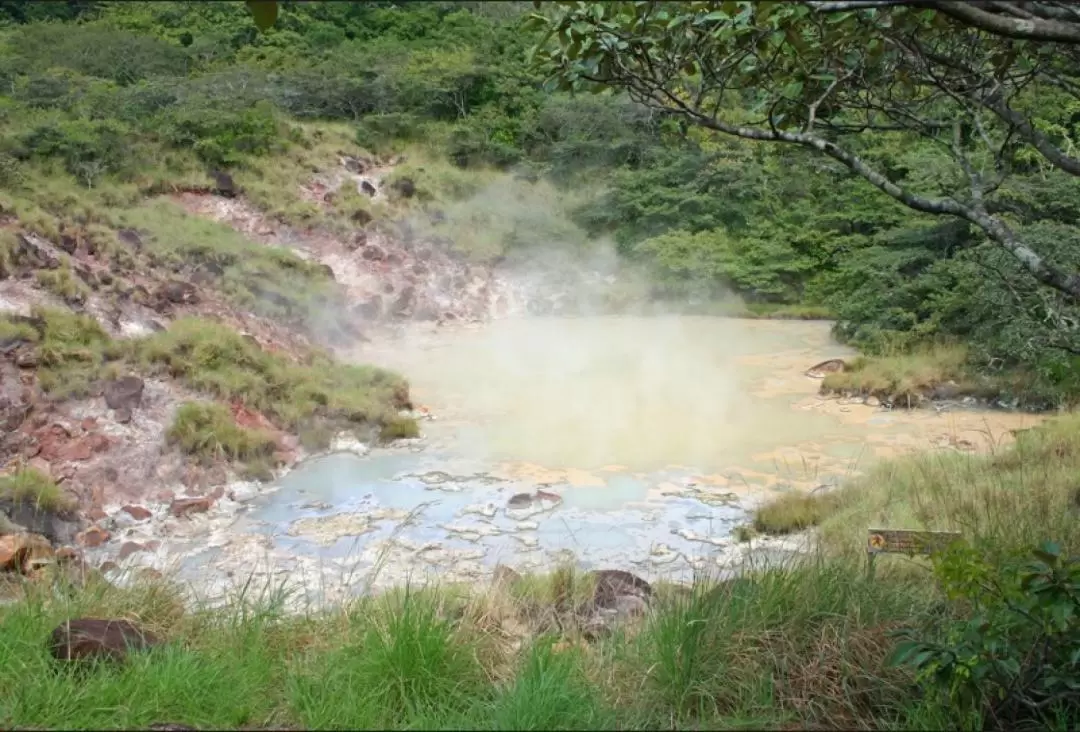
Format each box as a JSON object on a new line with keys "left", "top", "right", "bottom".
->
{"left": 128, "top": 316, "right": 1042, "bottom": 608}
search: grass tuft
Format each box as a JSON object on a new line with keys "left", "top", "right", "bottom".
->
{"left": 0, "top": 468, "right": 74, "bottom": 513}
{"left": 752, "top": 491, "right": 843, "bottom": 535}
{"left": 166, "top": 402, "right": 277, "bottom": 465}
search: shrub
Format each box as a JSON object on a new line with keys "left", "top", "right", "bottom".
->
{"left": 891, "top": 542, "right": 1080, "bottom": 731}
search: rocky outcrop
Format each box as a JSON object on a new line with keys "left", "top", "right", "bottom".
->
{"left": 48, "top": 618, "right": 162, "bottom": 664}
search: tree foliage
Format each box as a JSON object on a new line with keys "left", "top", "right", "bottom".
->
{"left": 530, "top": 1, "right": 1080, "bottom": 306}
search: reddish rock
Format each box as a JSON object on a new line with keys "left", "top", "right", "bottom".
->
{"left": 55, "top": 547, "right": 82, "bottom": 564}
{"left": 0, "top": 532, "right": 53, "bottom": 573}
{"left": 80, "top": 417, "right": 98, "bottom": 432}
{"left": 121, "top": 505, "right": 152, "bottom": 521}
{"left": 58, "top": 440, "right": 92, "bottom": 462}
{"left": 48, "top": 618, "right": 162, "bottom": 664}
{"left": 76, "top": 526, "right": 110, "bottom": 548}
{"left": 87, "top": 507, "right": 107, "bottom": 522}
{"left": 169, "top": 497, "right": 211, "bottom": 518}
{"left": 118, "top": 541, "right": 146, "bottom": 561}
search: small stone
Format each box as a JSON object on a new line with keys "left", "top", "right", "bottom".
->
{"left": 87, "top": 506, "right": 108, "bottom": 522}
{"left": 76, "top": 525, "right": 110, "bottom": 548}
{"left": 121, "top": 505, "right": 152, "bottom": 521}
{"left": 169, "top": 497, "right": 212, "bottom": 518}
{"left": 118, "top": 542, "right": 146, "bottom": 561}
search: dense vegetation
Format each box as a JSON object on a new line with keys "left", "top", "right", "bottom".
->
{"left": 1, "top": 0, "right": 1079, "bottom": 406}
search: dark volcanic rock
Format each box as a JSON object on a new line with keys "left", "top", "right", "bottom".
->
{"left": 49, "top": 618, "right": 162, "bottom": 664}
{"left": 103, "top": 376, "right": 145, "bottom": 412}
{"left": 211, "top": 170, "right": 238, "bottom": 198}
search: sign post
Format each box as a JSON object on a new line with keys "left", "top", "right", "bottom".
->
{"left": 866, "top": 528, "right": 963, "bottom": 580}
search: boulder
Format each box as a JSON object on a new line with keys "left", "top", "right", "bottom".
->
{"left": 360, "top": 180, "right": 377, "bottom": 198}
{"left": 507, "top": 493, "right": 534, "bottom": 509}
{"left": 589, "top": 569, "right": 653, "bottom": 609}
{"left": 158, "top": 281, "right": 199, "bottom": 307}
{"left": 211, "top": 170, "right": 238, "bottom": 198}
{"left": 48, "top": 618, "right": 162, "bottom": 664}
{"left": 0, "top": 499, "right": 78, "bottom": 546}
{"left": 390, "top": 177, "right": 416, "bottom": 199}
{"left": 117, "top": 228, "right": 144, "bottom": 250}
{"left": 104, "top": 376, "right": 145, "bottom": 412}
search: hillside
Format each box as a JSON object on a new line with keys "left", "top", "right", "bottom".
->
{"left": 1, "top": 1, "right": 1080, "bottom": 730}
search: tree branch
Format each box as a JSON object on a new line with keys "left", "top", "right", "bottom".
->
{"left": 923, "top": 0, "right": 1080, "bottom": 44}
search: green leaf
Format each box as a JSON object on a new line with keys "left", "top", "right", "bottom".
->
{"left": 245, "top": 0, "right": 278, "bottom": 31}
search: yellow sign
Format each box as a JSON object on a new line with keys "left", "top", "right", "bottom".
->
{"left": 866, "top": 528, "right": 962, "bottom": 556}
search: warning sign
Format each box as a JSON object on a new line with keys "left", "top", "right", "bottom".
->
{"left": 866, "top": 528, "right": 962, "bottom": 556}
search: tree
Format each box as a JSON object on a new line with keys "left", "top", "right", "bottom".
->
{"left": 525, "top": 1, "right": 1080, "bottom": 307}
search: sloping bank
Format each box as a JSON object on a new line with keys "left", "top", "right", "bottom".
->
{"left": 1, "top": 413, "right": 1077, "bottom": 730}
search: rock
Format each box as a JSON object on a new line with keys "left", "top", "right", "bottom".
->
{"left": 492, "top": 564, "right": 522, "bottom": 588}
{"left": 117, "top": 228, "right": 143, "bottom": 249}
{"left": 390, "top": 177, "right": 416, "bottom": 198}
{"left": 360, "top": 180, "right": 377, "bottom": 198}
{"left": 158, "top": 281, "right": 198, "bottom": 307}
{"left": 317, "top": 263, "right": 336, "bottom": 281}
{"left": 13, "top": 346, "right": 38, "bottom": 368}
{"left": 342, "top": 155, "right": 370, "bottom": 174}
{"left": 0, "top": 532, "right": 53, "bottom": 573}
{"left": 169, "top": 497, "right": 212, "bottom": 518}
{"left": 104, "top": 376, "right": 145, "bottom": 412}
{"left": 121, "top": 505, "right": 152, "bottom": 522}
{"left": 118, "top": 541, "right": 146, "bottom": 561}
{"left": 361, "top": 244, "right": 386, "bottom": 261}
{"left": 115, "top": 407, "right": 132, "bottom": 424}
{"left": 0, "top": 500, "right": 78, "bottom": 546}
{"left": 48, "top": 618, "right": 162, "bottom": 664}
{"left": 589, "top": 569, "right": 653, "bottom": 609}
{"left": 76, "top": 525, "right": 110, "bottom": 548}
{"left": 58, "top": 233, "right": 78, "bottom": 255}
{"left": 27, "top": 457, "right": 52, "bottom": 480}
{"left": 87, "top": 506, "right": 107, "bottom": 522}
{"left": 507, "top": 493, "right": 534, "bottom": 509}
{"left": 211, "top": 170, "right": 238, "bottom": 198}
{"left": 0, "top": 510, "right": 28, "bottom": 535}
{"left": 805, "top": 358, "right": 848, "bottom": 379}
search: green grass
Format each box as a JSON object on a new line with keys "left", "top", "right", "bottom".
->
{"left": 0, "top": 468, "right": 74, "bottom": 513}
{"left": 820, "top": 344, "right": 978, "bottom": 406}
{"left": 166, "top": 402, "right": 278, "bottom": 465}
{"left": 0, "top": 308, "right": 417, "bottom": 451}
{"left": 132, "top": 317, "right": 414, "bottom": 446}
{"left": 752, "top": 491, "right": 842, "bottom": 535}
{"left": 0, "top": 558, "right": 949, "bottom": 731}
